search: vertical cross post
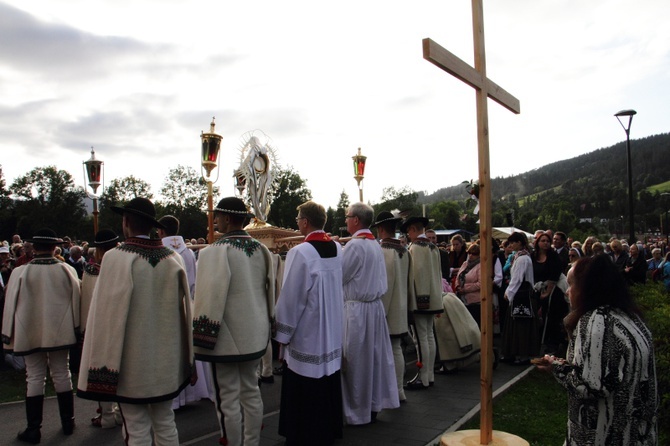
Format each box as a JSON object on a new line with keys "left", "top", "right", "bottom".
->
{"left": 423, "top": 1, "right": 520, "bottom": 443}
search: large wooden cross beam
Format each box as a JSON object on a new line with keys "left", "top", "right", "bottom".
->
{"left": 423, "top": 1, "right": 520, "bottom": 445}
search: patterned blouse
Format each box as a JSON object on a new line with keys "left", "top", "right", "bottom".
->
{"left": 552, "top": 306, "right": 658, "bottom": 445}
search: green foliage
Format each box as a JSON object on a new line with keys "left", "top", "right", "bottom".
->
{"left": 427, "top": 201, "right": 462, "bottom": 229}
{"left": 267, "top": 166, "right": 312, "bottom": 229}
{"left": 98, "top": 176, "right": 154, "bottom": 234}
{"left": 9, "top": 166, "right": 87, "bottom": 239}
{"left": 632, "top": 282, "right": 670, "bottom": 444}
{"left": 420, "top": 133, "right": 670, "bottom": 239}
{"left": 160, "top": 165, "right": 216, "bottom": 212}
{"left": 376, "top": 186, "right": 420, "bottom": 216}
{"left": 331, "top": 191, "right": 350, "bottom": 237}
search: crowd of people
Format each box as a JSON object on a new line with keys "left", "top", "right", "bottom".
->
{"left": 0, "top": 202, "right": 664, "bottom": 445}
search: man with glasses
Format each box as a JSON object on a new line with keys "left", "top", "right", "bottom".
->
{"left": 275, "top": 201, "right": 344, "bottom": 445}
{"left": 341, "top": 203, "right": 398, "bottom": 425}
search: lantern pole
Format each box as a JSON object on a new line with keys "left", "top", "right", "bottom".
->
{"left": 201, "top": 117, "right": 222, "bottom": 244}
{"left": 352, "top": 147, "right": 367, "bottom": 203}
{"left": 83, "top": 147, "right": 104, "bottom": 236}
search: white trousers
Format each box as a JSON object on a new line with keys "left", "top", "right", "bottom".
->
{"left": 391, "top": 337, "right": 406, "bottom": 401}
{"left": 119, "top": 400, "right": 178, "bottom": 446}
{"left": 414, "top": 314, "right": 436, "bottom": 385}
{"left": 23, "top": 350, "right": 72, "bottom": 397}
{"left": 213, "top": 360, "right": 263, "bottom": 446}
{"left": 259, "top": 341, "right": 273, "bottom": 378}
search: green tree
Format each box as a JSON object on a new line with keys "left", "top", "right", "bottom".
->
{"left": 376, "top": 186, "right": 419, "bottom": 215}
{"left": 99, "top": 176, "right": 153, "bottom": 233}
{"left": 158, "top": 166, "right": 216, "bottom": 239}
{"left": 160, "top": 165, "right": 218, "bottom": 212}
{"left": 0, "top": 166, "right": 16, "bottom": 241}
{"left": 267, "top": 166, "right": 312, "bottom": 229}
{"left": 427, "top": 201, "right": 462, "bottom": 229}
{"left": 10, "top": 166, "right": 87, "bottom": 238}
{"left": 325, "top": 207, "right": 336, "bottom": 234}
{"left": 332, "top": 191, "right": 350, "bottom": 237}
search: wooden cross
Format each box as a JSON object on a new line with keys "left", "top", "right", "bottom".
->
{"left": 423, "top": 1, "right": 520, "bottom": 445}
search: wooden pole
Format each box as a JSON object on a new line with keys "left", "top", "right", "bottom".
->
{"left": 423, "top": 2, "right": 520, "bottom": 443}
{"left": 92, "top": 197, "right": 99, "bottom": 236}
{"left": 472, "top": 1, "right": 494, "bottom": 443}
{"left": 207, "top": 180, "right": 214, "bottom": 244}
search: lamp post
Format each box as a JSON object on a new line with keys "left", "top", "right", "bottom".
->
{"left": 201, "top": 117, "right": 222, "bottom": 244}
{"left": 352, "top": 147, "right": 367, "bottom": 202}
{"left": 83, "top": 147, "right": 104, "bottom": 235}
{"left": 615, "top": 109, "right": 637, "bottom": 244}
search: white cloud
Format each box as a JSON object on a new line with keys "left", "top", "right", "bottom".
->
{"left": 0, "top": 0, "right": 668, "bottom": 210}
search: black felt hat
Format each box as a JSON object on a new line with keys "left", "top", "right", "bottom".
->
{"left": 110, "top": 197, "right": 165, "bottom": 229}
{"left": 26, "top": 228, "right": 64, "bottom": 245}
{"left": 214, "top": 197, "right": 253, "bottom": 217}
{"left": 399, "top": 216, "right": 430, "bottom": 233}
{"left": 370, "top": 211, "right": 402, "bottom": 229}
{"left": 92, "top": 229, "right": 120, "bottom": 249}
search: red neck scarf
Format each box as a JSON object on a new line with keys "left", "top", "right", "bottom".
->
{"left": 305, "top": 231, "right": 332, "bottom": 242}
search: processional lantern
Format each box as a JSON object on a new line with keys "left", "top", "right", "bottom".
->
{"left": 83, "top": 147, "right": 104, "bottom": 235}
{"left": 352, "top": 147, "right": 367, "bottom": 202}
{"left": 200, "top": 117, "right": 222, "bottom": 243}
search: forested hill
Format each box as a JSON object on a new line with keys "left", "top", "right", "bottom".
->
{"left": 422, "top": 132, "right": 670, "bottom": 204}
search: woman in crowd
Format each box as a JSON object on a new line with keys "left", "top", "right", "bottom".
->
{"left": 582, "top": 236, "right": 597, "bottom": 257}
{"left": 502, "top": 232, "right": 539, "bottom": 365}
{"left": 623, "top": 243, "right": 647, "bottom": 285}
{"left": 454, "top": 243, "right": 483, "bottom": 327}
{"left": 532, "top": 232, "right": 569, "bottom": 356}
{"left": 567, "top": 247, "right": 581, "bottom": 271}
{"left": 448, "top": 234, "right": 468, "bottom": 288}
{"left": 647, "top": 248, "right": 663, "bottom": 276}
{"left": 535, "top": 255, "right": 658, "bottom": 445}
{"left": 591, "top": 241, "right": 605, "bottom": 256}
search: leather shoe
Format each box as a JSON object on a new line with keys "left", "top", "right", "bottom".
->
{"left": 404, "top": 379, "right": 428, "bottom": 390}
{"left": 259, "top": 375, "right": 274, "bottom": 384}
{"left": 272, "top": 365, "right": 285, "bottom": 376}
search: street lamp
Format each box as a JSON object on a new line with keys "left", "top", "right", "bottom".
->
{"left": 615, "top": 109, "right": 637, "bottom": 245}
{"left": 352, "top": 147, "right": 367, "bottom": 202}
{"left": 200, "top": 117, "right": 222, "bottom": 244}
{"left": 83, "top": 147, "right": 104, "bottom": 235}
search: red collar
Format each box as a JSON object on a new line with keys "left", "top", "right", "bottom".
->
{"left": 305, "top": 231, "right": 332, "bottom": 242}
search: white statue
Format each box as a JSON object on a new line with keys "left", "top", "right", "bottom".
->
{"left": 234, "top": 131, "right": 278, "bottom": 225}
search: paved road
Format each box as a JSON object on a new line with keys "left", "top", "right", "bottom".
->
{"left": 0, "top": 355, "right": 531, "bottom": 446}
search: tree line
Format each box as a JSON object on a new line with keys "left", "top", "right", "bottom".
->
{"left": 2, "top": 132, "right": 669, "bottom": 243}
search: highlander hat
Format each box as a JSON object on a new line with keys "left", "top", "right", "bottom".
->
{"left": 92, "top": 229, "right": 120, "bottom": 249}
{"left": 399, "top": 216, "right": 430, "bottom": 234}
{"left": 26, "top": 228, "right": 64, "bottom": 245}
{"left": 370, "top": 211, "right": 402, "bottom": 229}
{"left": 214, "top": 197, "right": 254, "bottom": 217}
{"left": 110, "top": 197, "right": 165, "bottom": 229}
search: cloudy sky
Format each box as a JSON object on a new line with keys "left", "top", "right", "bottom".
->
{"left": 1, "top": 0, "right": 668, "bottom": 209}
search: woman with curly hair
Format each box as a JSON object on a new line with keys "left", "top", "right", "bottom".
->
{"left": 535, "top": 255, "right": 658, "bottom": 445}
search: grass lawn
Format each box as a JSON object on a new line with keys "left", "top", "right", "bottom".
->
{"left": 460, "top": 368, "right": 568, "bottom": 446}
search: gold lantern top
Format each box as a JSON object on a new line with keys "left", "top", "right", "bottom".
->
{"left": 83, "top": 147, "right": 104, "bottom": 195}
{"left": 352, "top": 147, "right": 367, "bottom": 181}
{"left": 201, "top": 117, "right": 222, "bottom": 178}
